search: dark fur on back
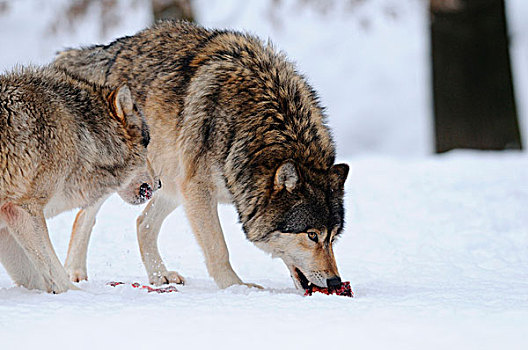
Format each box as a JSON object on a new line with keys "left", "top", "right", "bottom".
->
{"left": 54, "top": 20, "right": 346, "bottom": 243}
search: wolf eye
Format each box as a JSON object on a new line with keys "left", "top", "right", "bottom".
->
{"left": 307, "top": 231, "right": 318, "bottom": 243}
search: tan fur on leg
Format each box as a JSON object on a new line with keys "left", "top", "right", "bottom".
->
{"left": 181, "top": 180, "right": 249, "bottom": 289}
{"left": 137, "top": 193, "right": 184, "bottom": 285}
{"left": 65, "top": 198, "right": 107, "bottom": 282}
{"left": 0, "top": 227, "right": 47, "bottom": 290}
{"left": 0, "top": 203, "right": 78, "bottom": 293}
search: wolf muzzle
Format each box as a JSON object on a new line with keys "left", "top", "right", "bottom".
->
{"left": 139, "top": 183, "right": 153, "bottom": 201}
{"left": 327, "top": 276, "right": 342, "bottom": 290}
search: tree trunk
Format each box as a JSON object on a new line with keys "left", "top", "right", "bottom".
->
{"left": 431, "top": 0, "right": 522, "bottom": 153}
{"left": 152, "top": 0, "right": 194, "bottom": 22}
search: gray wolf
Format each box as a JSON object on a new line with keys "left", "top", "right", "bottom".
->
{"left": 0, "top": 66, "right": 157, "bottom": 293}
{"left": 54, "top": 20, "right": 349, "bottom": 291}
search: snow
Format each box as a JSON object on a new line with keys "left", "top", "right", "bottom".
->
{"left": 1, "top": 152, "right": 527, "bottom": 349}
{"left": 1, "top": 0, "right": 528, "bottom": 349}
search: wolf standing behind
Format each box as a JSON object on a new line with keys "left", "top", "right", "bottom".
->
{"left": 0, "top": 66, "right": 156, "bottom": 293}
{"left": 55, "top": 21, "right": 349, "bottom": 291}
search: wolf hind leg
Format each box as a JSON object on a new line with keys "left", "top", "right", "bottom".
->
{"left": 64, "top": 197, "right": 107, "bottom": 282}
{"left": 0, "top": 227, "right": 47, "bottom": 290}
{"left": 0, "top": 203, "right": 79, "bottom": 293}
{"left": 137, "top": 192, "right": 184, "bottom": 285}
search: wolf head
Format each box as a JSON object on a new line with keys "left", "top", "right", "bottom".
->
{"left": 116, "top": 158, "right": 161, "bottom": 205}
{"left": 104, "top": 85, "right": 160, "bottom": 205}
{"left": 251, "top": 160, "right": 349, "bottom": 290}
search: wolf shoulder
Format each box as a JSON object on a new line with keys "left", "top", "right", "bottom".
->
{"left": 0, "top": 66, "right": 126, "bottom": 209}
{"left": 3, "top": 68, "right": 90, "bottom": 162}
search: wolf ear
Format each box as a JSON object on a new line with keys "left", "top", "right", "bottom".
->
{"left": 274, "top": 161, "right": 299, "bottom": 192}
{"left": 329, "top": 163, "right": 349, "bottom": 190}
{"left": 110, "top": 85, "right": 134, "bottom": 123}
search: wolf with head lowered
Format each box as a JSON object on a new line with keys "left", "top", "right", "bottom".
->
{"left": 54, "top": 21, "right": 349, "bottom": 291}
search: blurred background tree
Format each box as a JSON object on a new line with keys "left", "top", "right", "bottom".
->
{"left": 275, "top": 0, "right": 524, "bottom": 153}
{"left": 151, "top": 0, "right": 194, "bottom": 22}
{"left": 431, "top": 0, "right": 523, "bottom": 152}
{"left": 47, "top": 0, "right": 195, "bottom": 37}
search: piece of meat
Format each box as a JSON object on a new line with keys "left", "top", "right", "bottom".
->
{"left": 304, "top": 281, "right": 353, "bottom": 297}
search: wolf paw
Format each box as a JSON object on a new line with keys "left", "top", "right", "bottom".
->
{"left": 150, "top": 271, "right": 185, "bottom": 286}
{"left": 68, "top": 269, "right": 88, "bottom": 283}
{"left": 46, "top": 279, "right": 80, "bottom": 294}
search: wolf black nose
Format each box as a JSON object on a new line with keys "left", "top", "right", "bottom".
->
{"left": 139, "top": 183, "right": 153, "bottom": 200}
{"left": 327, "top": 277, "right": 342, "bottom": 289}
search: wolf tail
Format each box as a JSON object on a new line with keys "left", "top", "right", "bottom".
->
{"left": 53, "top": 45, "right": 114, "bottom": 86}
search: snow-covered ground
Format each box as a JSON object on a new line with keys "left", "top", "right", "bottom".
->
{"left": 1, "top": 152, "right": 527, "bottom": 349}
{"left": 1, "top": 0, "right": 527, "bottom": 349}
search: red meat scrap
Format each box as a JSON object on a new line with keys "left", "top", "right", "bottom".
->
{"left": 304, "top": 281, "right": 353, "bottom": 297}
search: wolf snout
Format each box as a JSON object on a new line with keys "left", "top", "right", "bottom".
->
{"left": 139, "top": 183, "right": 153, "bottom": 201}
{"left": 326, "top": 276, "right": 342, "bottom": 290}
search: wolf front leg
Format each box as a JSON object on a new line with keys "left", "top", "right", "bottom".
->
{"left": 64, "top": 197, "right": 106, "bottom": 282}
{"left": 137, "top": 193, "right": 184, "bottom": 285}
{"left": 0, "top": 203, "right": 78, "bottom": 293}
{"left": 0, "top": 227, "right": 47, "bottom": 290}
{"left": 181, "top": 180, "right": 261, "bottom": 289}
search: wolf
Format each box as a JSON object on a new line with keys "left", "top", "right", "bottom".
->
{"left": 0, "top": 66, "right": 157, "bottom": 293}
{"left": 54, "top": 20, "right": 349, "bottom": 291}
